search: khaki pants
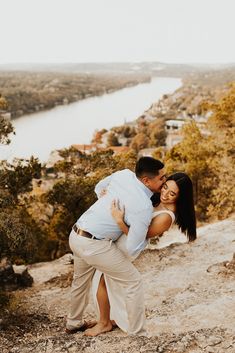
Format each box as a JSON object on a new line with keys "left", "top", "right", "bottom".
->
{"left": 67, "top": 230, "right": 145, "bottom": 334}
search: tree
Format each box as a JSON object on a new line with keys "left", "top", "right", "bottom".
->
{"left": 113, "top": 149, "right": 137, "bottom": 171}
{"left": 0, "top": 118, "right": 14, "bottom": 145}
{"left": 148, "top": 118, "right": 167, "bottom": 147}
{"left": 165, "top": 84, "right": 235, "bottom": 221}
{"left": 130, "top": 132, "right": 149, "bottom": 152}
{"left": 0, "top": 95, "right": 8, "bottom": 110}
{"left": 107, "top": 131, "right": 121, "bottom": 147}
{"left": 165, "top": 121, "right": 213, "bottom": 220}
{"left": 0, "top": 92, "right": 46, "bottom": 262}
{"left": 123, "top": 125, "right": 136, "bottom": 138}
{"left": 205, "top": 84, "right": 235, "bottom": 218}
{"left": 0, "top": 96, "right": 14, "bottom": 144}
{"left": 0, "top": 202, "right": 46, "bottom": 263}
{"left": 0, "top": 157, "right": 41, "bottom": 199}
{"left": 46, "top": 175, "right": 98, "bottom": 251}
{"left": 91, "top": 128, "right": 107, "bottom": 144}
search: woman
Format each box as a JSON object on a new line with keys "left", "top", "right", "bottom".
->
{"left": 85, "top": 172, "right": 196, "bottom": 336}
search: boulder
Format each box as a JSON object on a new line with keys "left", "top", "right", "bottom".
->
{"left": 13, "top": 265, "right": 34, "bottom": 288}
{"left": 0, "top": 258, "right": 33, "bottom": 291}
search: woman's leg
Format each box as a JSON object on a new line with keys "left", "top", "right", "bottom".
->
{"left": 97, "top": 275, "right": 112, "bottom": 323}
{"left": 83, "top": 239, "right": 145, "bottom": 335}
{"left": 85, "top": 274, "right": 113, "bottom": 336}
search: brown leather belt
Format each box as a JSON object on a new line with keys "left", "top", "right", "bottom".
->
{"left": 73, "top": 224, "right": 100, "bottom": 240}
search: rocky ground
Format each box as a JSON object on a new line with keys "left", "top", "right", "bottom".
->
{"left": 0, "top": 218, "right": 235, "bottom": 353}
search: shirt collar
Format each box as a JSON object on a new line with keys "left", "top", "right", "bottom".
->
{"left": 134, "top": 174, "right": 153, "bottom": 199}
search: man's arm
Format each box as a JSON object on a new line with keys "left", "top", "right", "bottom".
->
{"left": 125, "top": 208, "right": 152, "bottom": 257}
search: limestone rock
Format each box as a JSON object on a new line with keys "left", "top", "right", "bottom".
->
{"left": 0, "top": 258, "right": 33, "bottom": 291}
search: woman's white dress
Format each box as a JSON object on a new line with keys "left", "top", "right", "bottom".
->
{"left": 91, "top": 209, "right": 175, "bottom": 333}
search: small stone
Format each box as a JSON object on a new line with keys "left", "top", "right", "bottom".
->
{"left": 207, "top": 336, "right": 222, "bottom": 346}
{"left": 176, "top": 343, "right": 186, "bottom": 352}
{"left": 206, "top": 347, "right": 215, "bottom": 353}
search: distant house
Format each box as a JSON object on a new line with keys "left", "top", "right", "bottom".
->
{"left": 165, "top": 115, "right": 209, "bottom": 148}
{"left": 165, "top": 120, "right": 185, "bottom": 148}
{"left": 45, "top": 150, "right": 64, "bottom": 169}
{"left": 72, "top": 144, "right": 130, "bottom": 155}
{"left": 166, "top": 133, "right": 183, "bottom": 148}
{"left": 72, "top": 144, "right": 98, "bottom": 154}
{"left": 138, "top": 148, "right": 158, "bottom": 158}
{"left": 104, "top": 146, "right": 130, "bottom": 154}
{"left": 165, "top": 119, "right": 186, "bottom": 131}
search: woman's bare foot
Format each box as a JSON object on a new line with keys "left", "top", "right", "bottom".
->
{"left": 85, "top": 320, "right": 97, "bottom": 329}
{"left": 84, "top": 321, "right": 113, "bottom": 337}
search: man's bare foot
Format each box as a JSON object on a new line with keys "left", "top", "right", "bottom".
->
{"left": 84, "top": 321, "right": 113, "bottom": 337}
{"left": 65, "top": 320, "right": 97, "bottom": 334}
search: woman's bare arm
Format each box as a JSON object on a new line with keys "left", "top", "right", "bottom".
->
{"left": 146, "top": 213, "right": 172, "bottom": 239}
{"left": 111, "top": 201, "right": 173, "bottom": 239}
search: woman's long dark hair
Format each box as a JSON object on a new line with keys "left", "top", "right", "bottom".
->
{"left": 151, "top": 172, "right": 197, "bottom": 242}
{"left": 167, "top": 172, "right": 197, "bottom": 242}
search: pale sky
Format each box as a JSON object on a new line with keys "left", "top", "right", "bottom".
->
{"left": 1, "top": 0, "right": 235, "bottom": 64}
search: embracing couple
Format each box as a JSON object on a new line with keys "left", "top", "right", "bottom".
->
{"left": 65, "top": 157, "right": 197, "bottom": 336}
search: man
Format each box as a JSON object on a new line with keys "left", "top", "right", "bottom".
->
{"left": 66, "top": 157, "right": 165, "bottom": 335}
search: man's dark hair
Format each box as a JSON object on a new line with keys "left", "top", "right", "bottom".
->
{"left": 135, "top": 157, "right": 164, "bottom": 178}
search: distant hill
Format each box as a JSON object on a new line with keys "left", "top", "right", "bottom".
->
{"left": 1, "top": 61, "right": 234, "bottom": 76}
{"left": 0, "top": 71, "right": 149, "bottom": 118}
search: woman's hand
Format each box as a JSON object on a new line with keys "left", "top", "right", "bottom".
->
{"left": 111, "top": 200, "right": 129, "bottom": 235}
{"left": 111, "top": 199, "right": 125, "bottom": 224}
{"left": 111, "top": 199, "right": 129, "bottom": 235}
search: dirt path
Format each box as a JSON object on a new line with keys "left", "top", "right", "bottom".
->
{"left": 0, "top": 218, "right": 235, "bottom": 353}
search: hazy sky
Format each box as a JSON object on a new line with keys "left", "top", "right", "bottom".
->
{"left": 1, "top": 0, "right": 235, "bottom": 64}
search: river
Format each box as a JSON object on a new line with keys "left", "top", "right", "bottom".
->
{"left": 1, "top": 77, "right": 181, "bottom": 162}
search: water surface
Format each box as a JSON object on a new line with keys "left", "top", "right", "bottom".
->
{"left": 1, "top": 77, "right": 181, "bottom": 162}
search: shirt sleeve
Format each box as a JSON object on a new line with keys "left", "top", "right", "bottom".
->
{"left": 125, "top": 208, "right": 152, "bottom": 257}
{"left": 94, "top": 174, "right": 113, "bottom": 198}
